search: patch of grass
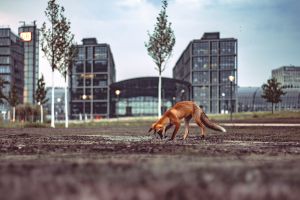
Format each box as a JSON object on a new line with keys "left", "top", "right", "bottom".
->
{"left": 0, "top": 121, "right": 50, "bottom": 128}
{"left": 209, "top": 111, "right": 300, "bottom": 121}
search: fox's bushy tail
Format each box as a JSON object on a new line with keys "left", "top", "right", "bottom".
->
{"left": 200, "top": 112, "right": 226, "bottom": 132}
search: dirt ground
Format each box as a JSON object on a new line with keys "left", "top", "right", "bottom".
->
{"left": 0, "top": 120, "right": 300, "bottom": 200}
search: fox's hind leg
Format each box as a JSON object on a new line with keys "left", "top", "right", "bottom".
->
{"left": 196, "top": 119, "right": 206, "bottom": 139}
{"left": 193, "top": 110, "right": 206, "bottom": 139}
{"left": 183, "top": 115, "right": 192, "bottom": 140}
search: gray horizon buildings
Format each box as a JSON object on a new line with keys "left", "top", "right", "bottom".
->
{"left": 0, "top": 27, "right": 24, "bottom": 114}
{"left": 173, "top": 32, "right": 238, "bottom": 114}
{"left": 18, "top": 21, "right": 39, "bottom": 104}
{"left": 272, "top": 65, "right": 300, "bottom": 89}
{"left": 70, "top": 38, "right": 116, "bottom": 119}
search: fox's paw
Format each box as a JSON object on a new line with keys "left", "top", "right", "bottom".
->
{"left": 200, "top": 135, "right": 205, "bottom": 140}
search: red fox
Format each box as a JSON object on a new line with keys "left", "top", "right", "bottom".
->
{"left": 148, "top": 101, "right": 226, "bottom": 140}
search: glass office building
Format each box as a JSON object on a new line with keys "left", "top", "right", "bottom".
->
{"left": 18, "top": 21, "right": 39, "bottom": 104}
{"left": 173, "top": 32, "right": 237, "bottom": 113}
{"left": 110, "top": 77, "right": 190, "bottom": 117}
{"left": 70, "top": 38, "right": 116, "bottom": 119}
{"left": 0, "top": 27, "right": 24, "bottom": 114}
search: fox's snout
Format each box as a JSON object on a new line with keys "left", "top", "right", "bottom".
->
{"left": 148, "top": 126, "right": 163, "bottom": 139}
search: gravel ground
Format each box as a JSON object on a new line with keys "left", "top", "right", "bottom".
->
{"left": 0, "top": 122, "right": 299, "bottom": 200}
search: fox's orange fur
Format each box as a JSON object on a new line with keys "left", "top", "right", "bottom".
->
{"left": 148, "top": 101, "right": 226, "bottom": 140}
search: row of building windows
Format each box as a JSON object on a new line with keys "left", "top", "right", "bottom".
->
{"left": 192, "top": 41, "right": 236, "bottom": 56}
{"left": 192, "top": 71, "right": 235, "bottom": 84}
{"left": 0, "top": 56, "right": 10, "bottom": 64}
{"left": 192, "top": 56, "right": 236, "bottom": 70}
{"left": 71, "top": 102, "right": 108, "bottom": 115}
{"left": 0, "top": 47, "right": 10, "bottom": 55}
{"left": 72, "top": 74, "right": 108, "bottom": 87}
{"left": 74, "top": 60, "right": 108, "bottom": 73}
{"left": 77, "top": 46, "right": 107, "bottom": 60}
{"left": 0, "top": 38, "right": 10, "bottom": 46}
{"left": 0, "top": 66, "right": 10, "bottom": 73}
{"left": 0, "top": 29, "right": 10, "bottom": 37}
{"left": 71, "top": 88, "right": 108, "bottom": 100}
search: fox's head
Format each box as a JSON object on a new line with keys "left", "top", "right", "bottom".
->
{"left": 148, "top": 123, "right": 164, "bottom": 139}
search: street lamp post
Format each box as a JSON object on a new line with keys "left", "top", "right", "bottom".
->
{"left": 228, "top": 75, "right": 235, "bottom": 121}
{"left": 38, "top": 101, "right": 43, "bottom": 123}
{"left": 82, "top": 94, "right": 87, "bottom": 121}
{"left": 181, "top": 89, "right": 185, "bottom": 101}
{"left": 115, "top": 90, "right": 121, "bottom": 118}
{"left": 172, "top": 96, "right": 176, "bottom": 106}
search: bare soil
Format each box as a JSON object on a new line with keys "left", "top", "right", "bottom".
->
{"left": 0, "top": 122, "right": 300, "bottom": 200}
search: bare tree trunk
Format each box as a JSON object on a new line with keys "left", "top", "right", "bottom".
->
{"left": 51, "top": 70, "right": 55, "bottom": 128}
{"left": 64, "top": 75, "right": 69, "bottom": 128}
{"left": 13, "top": 107, "right": 15, "bottom": 122}
{"left": 158, "top": 72, "right": 162, "bottom": 117}
{"left": 40, "top": 105, "right": 43, "bottom": 123}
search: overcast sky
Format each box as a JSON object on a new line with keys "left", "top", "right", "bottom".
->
{"left": 1, "top": 0, "right": 299, "bottom": 87}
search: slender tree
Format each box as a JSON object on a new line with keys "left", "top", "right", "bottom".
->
{"left": 145, "top": 0, "right": 175, "bottom": 117}
{"left": 59, "top": 44, "right": 77, "bottom": 128}
{"left": 41, "top": 0, "right": 72, "bottom": 127}
{"left": 261, "top": 78, "right": 286, "bottom": 114}
{"left": 35, "top": 75, "right": 49, "bottom": 123}
{"left": 8, "top": 84, "right": 19, "bottom": 122}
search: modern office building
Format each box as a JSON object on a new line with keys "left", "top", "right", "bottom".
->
{"left": 110, "top": 77, "right": 190, "bottom": 117}
{"left": 70, "top": 38, "right": 116, "bottom": 119}
{"left": 272, "top": 66, "right": 300, "bottom": 89}
{"left": 0, "top": 27, "right": 24, "bottom": 115}
{"left": 18, "top": 21, "right": 39, "bottom": 104}
{"left": 173, "top": 32, "right": 238, "bottom": 113}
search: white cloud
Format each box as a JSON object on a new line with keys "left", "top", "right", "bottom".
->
{"left": 116, "top": 0, "right": 145, "bottom": 8}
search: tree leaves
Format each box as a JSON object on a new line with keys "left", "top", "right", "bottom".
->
{"left": 35, "top": 75, "right": 49, "bottom": 105}
{"left": 145, "top": 0, "right": 175, "bottom": 74}
{"left": 261, "top": 78, "right": 286, "bottom": 113}
{"left": 41, "top": 0, "right": 75, "bottom": 73}
{"left": 0, "top": 76, "right": 9, "bottom": 104}
{"left": 8, "top": 84, "right": 19, "bottom": 107}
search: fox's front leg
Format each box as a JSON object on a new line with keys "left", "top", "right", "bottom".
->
{"left": 170, "top": 121, "right": 180, "bottom": 140}
{"left": 164, "top": 123, "right": 173, "bottom": 138}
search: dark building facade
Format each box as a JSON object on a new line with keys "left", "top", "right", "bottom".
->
{"left": 18, "top": 21, "right": 39, "bottom": 104}
{"left": 110, "top": 77, "right": 190, "bottom": 117}
{"left": 0, "top": 27, "right": 24, "bottom": 114}
{"left": 173, "top": 32, "right": 237, "bottom": 114}
{"left": 70, "top": 38, "right": 116, "bottom": 119}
